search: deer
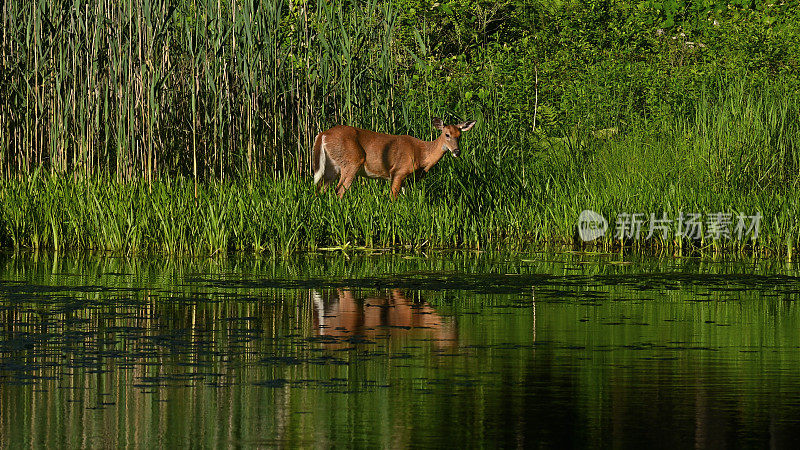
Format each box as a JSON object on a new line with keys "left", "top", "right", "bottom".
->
{"left": 311, "top": 117, "right": 477, "bottom": 197}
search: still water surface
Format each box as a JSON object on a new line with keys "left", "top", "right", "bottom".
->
{"left": 1, "top": 252, "right": 799, "bottom": 447}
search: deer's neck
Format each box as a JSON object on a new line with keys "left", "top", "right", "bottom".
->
{"left": 421, "top": 134, "right": 447, "bottom": 171}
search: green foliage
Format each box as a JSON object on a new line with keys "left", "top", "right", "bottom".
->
{"left": 2, "top": 0, "right": 799, "bottom": 179}
{"left": 0, "top": 78, "right": 797, "bottom": 256}
{"left": 1, "top": 0, "right": 798, "bottom": 255}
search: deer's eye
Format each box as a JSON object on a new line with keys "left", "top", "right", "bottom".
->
{"left": 446, "top": 133, "right": 451, "bottom": 138}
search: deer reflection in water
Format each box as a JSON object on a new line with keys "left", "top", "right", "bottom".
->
{"left": 311, "top": 289, "right": 457, "bottom": 347}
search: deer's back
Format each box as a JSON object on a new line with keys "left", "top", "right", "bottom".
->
{"left": 322, "top": 126, "right": 424, "bottom": 178}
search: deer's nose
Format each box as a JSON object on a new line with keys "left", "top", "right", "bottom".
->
{"left": 451, "top": 148, "right": 460, "bottom": 157}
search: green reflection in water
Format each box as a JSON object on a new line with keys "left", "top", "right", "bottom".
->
{"left": 1, "top": 252, "right": 799, "bottom": 447}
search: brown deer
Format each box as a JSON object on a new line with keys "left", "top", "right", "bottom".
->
{"left": 311, "top": 117, "right": 477, "bottom": 197}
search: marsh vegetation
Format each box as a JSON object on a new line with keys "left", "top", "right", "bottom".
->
{"left": 1, "top": 0, "right": 798, "bottom": 254}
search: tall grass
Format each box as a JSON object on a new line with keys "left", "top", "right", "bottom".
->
{"left": 1, "top": 1, "right": 798, "bottom": 256}
{"left": 1, "top": 90, "right": 798, "bottom": 257}
{"left": 0, "top": 0, "right": 419, "bottom": 182}
{"left": 1, "top": 76, "right": 797, "bottom": 255}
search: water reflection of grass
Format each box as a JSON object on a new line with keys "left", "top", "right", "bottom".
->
{"left": 1, "top": 252, "right": 800, "bottom": 447}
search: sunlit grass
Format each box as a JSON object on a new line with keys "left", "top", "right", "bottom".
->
{"left": 0, "top": 131, "right": 797, "bottom": 257}
{"left": 0, "top": 0, "right": 797, "bottom": 256}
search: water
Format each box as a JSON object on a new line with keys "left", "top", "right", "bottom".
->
{"left": 1, "top": 252, "right": 800, "bottom": 447}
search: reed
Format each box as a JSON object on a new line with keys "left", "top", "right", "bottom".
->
{"left": 1, "top": 104, "right": 798, "bottom": 256}
{"left": 1, "top": 1, "right": 798, "bottom": 256}
{"left": 0, "top": 0, "right": 414, "bottom": 181}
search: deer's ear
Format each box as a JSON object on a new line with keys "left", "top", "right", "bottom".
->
{"left": 432, "top": 117, "right": 444, "bottom": 130}
{"left": 458, "top": 120, "right": 476, "bottom": 131}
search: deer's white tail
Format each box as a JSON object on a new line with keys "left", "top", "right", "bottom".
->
{"left": 312, "top": 134, "right": 326, "bottom": 185}
{"left": 312, "top": 290, "right": 325, "bottom": 327}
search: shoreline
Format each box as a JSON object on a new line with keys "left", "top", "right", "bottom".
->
{"left": 0, "top": 176, "right": 795, "bottom": 260}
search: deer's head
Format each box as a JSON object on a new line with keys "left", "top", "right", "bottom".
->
{"left": 432, "top": 117, "right": 476, "bottom": 157}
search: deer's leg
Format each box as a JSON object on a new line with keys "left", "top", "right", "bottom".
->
{"left": 336, "top": 166, "right": 359, "bottom": 198}
{"left": 390, "top": 172, "right": 409, "bottom": 198}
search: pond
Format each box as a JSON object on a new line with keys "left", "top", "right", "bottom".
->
{"left": 1, "top": 251, "right": 799, "bottom": 447}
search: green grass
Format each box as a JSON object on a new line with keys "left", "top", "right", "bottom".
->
{"left": 1, "top": 1, "right": 797, "bottom": 256}
{"left": 0, "top": 0, "right": 417, "bottom": 180}
{"left": 1, "top": 99, "right": 797, "bottom": 257}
